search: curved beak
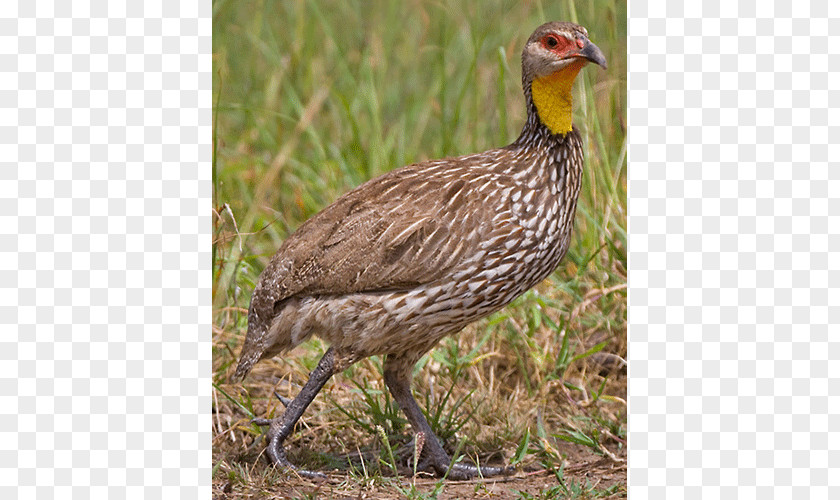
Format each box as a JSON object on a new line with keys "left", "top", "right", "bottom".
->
{"left": 579, "top": 39, "right": 607, "bottom": 70}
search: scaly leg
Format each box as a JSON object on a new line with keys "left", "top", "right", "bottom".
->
{"left": 382, "top": 353, "right": 514, "bottom": 480}
{"left": 252, "top": 347, "right": 337, "bottom": 479}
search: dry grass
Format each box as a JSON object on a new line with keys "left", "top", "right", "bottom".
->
{"left": 212, "top": 0, "right": 626, "bottom": 497}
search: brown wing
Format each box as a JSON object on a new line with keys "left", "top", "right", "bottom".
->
{"left": 254, "top": 155, "right": 504, "bottom": 307}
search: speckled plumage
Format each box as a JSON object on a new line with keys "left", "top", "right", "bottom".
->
{"left": 232, "top": 21, "right": 606, "bottom": 480}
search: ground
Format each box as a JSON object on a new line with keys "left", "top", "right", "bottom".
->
{"left": 212, "top": 302, "right": 627, "bottom": 498}
{"left": 212, "top": 458, "right": 625, "bottom": 500}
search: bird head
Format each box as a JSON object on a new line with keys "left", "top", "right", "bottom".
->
{"left": 521, "top": 22, "right": 606, "bottom": 135}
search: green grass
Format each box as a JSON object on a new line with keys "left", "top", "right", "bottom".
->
{"left": 212, "top": 0, "right": 626, "bottom": 497}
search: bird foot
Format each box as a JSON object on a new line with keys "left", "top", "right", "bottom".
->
{"left": 250, "top": 417, "right": 327, "bottom": 480}
{"left": 411, "top": 442, "right": 515, "bottom": 480}
{"left": 267, "top": 454, "right": 327, "bottom": 480}
{"left": 442, "top": 461, "right": 516, "bottom": 480}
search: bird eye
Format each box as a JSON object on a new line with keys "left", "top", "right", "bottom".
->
{"left": 545, "top": 36, "right": 558, "bottom": 48}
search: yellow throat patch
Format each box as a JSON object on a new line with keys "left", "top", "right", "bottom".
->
{"left": 530, "top": 59, "right": 586, "bottom": 135}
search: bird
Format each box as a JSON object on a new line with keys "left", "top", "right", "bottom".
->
{"left": 231, "top": 21, "right": 607, "bottom": 480}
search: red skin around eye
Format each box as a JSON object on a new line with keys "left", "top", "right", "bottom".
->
{"left": 541, "top": 35, "right": 573, "bottom": 54}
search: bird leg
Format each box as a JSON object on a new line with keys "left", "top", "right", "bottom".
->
{"left": 383, "top": 353, "right": 514, "bottom": 480}
{"left": 252, "top": 347, "right": 337, "bottom": 479}
{"left": 273, "top": 391, "right": 293, "bottom": 408}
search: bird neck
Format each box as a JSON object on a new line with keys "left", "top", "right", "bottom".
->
{"left": 528, "top": 60, "right": 586, "bottom": 136}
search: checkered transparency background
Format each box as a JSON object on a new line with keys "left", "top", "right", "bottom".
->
{"left": 2, "top": 0, "right": 838, "bottom": 498}
{"left": 627, "top": 1, "right": 839, "bottom": 498}
{"left": 2, "top": 1, "right": 211, "bottom": 499}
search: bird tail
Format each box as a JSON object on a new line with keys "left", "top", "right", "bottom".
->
{"left": 229, "top": 297, "right": 306, "bottom": 383}
{"left": 229, "top": 353, "right": 258, "bottom": 383}
{"left": 229, "top": 322, "right": 296, "bottom": 383}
